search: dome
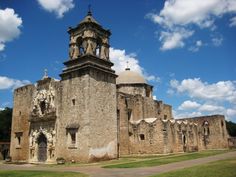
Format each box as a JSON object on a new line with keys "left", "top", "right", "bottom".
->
{"left": 116, "top": 68, "right": 147, "bottom": 85}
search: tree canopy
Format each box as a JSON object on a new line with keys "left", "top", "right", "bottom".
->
{"left": 226, "top": 120, "right": 236, "bottom": 137}
{"left": 0, "top": 107, "right": 12, "bottom": 141}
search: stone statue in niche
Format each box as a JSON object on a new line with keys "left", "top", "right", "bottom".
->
{"left": 100, "top": 45, "right": 109, "bottom": 60}
{"left": 69, "top": 36, "right": 80, "bottom": 59}
{"left": 82, "top": 39, "right": 96, "bottom": 55}
{"left": 100, "top": 38, "right": 109, "bottom": 60}
{"left": 84, "top": 30, "right": 96, "bottom": 38}
{"left": 32, "top": 86, "right": 55, "bottom": 117}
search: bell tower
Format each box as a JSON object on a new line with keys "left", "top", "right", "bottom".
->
{"left": 58, "top": 10, "right": 118, "bottom": 162}
{"left": 60, "top": 9, "right": 114, "bottom": 79}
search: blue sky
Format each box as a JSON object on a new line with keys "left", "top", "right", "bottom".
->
{"left": 0, "top": 0, "right": 236, "bottom": 122}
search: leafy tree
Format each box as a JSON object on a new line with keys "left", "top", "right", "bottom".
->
{"left": 226, "top": 120, "right": 236, "bottom": 137}
{"left": 0, "top": 107, "right": 12, "bottom": 141}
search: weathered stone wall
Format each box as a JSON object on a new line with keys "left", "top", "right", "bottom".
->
{"left": 10, "top": 84, "right": 35, "bottom": 162}
{"left": 117, "top": 85, "right": 146, "bottom": 97}
{"left": 88, "top": 69, "right": 117, "bottom": 162}
{"left": 179, "top": 115, "right": 229, "bottom": 150}
{"left": 58, "top": 68, "right": 117, "bottom": 162}
{"left": 57, "top": 72, "right": 91, "bottom": 162}
{"left": 117, "top": 92, "right": 175, "bottom": 156}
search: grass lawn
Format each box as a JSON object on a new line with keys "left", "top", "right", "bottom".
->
{"left": 0, "top": 170, "right": 88, "bottom": 177}
{"left": 150, "top": 158, "right": 236, "bottom": 177}
{"left": 103, "top": 150, "right": 230, "bottom": 168}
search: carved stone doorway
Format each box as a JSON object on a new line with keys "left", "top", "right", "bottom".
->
{"left": 37, "top": 133, "right": 47, "bottom": 162}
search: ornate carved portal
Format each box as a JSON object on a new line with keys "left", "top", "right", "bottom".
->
{"left": 29, "top": 126, "right": 56, "bottom": 163}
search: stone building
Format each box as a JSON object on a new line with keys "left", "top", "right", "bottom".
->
{"left": 10, "top": 11, "right": 229, "bottom": 163}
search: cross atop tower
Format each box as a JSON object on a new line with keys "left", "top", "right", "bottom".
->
{"left": 88, "top": 4, "right": 92, "bottom": 16}
{"left": 42, "top": 69, "right": 48, "bottom": 79}
{"left": 125, "top": 61, "right": 130, "bottom": 71}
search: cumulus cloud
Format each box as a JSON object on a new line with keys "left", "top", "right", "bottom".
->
{"left": 189, "top": 40, "right": 203, "bottom": 52}
{"left": 170, "top": 78, "right": 236, "bottom": 103}
{"left": 0, "top": 76, "right": 31, "bottom": 90}
{"left": 173, "top": 110, "right": 203, "bottom": 119}
{"left": 159, "top": 28, "right": 194, "bottom": 50}
{"left": 110, "top": 47, "right": 160, "bottom": 83}
{"left": 212, "top": 36, "right": 223, "bottom": 46}
{"left": 178, "top": 100, "right": 200, "bottom": 110}
{"left": 0, "top": 8, "right": 22, "bottom": 51}
{"left": 37, "top": 0, "right": 74, "bottom": 18}
{"left": 146, "top": 0, "right": 236, "bottom": 50}
{"left": 229, "top": 16, "right": 236, "bottom": 26}
{"left": 170, "top": 77, "right": 236, "bottom": 121}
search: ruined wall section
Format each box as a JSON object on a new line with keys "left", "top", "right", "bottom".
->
{"left": 179, "top": 115, "right": 229, "bottom": 150}
{"left": 10, "top": 84, "right": 35, "bottom": 162}
{"left": 128, "top": 119, "right": 164, "bottom": 154}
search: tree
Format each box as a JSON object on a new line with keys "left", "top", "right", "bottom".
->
{"left": 226, "top": 120, "right": 236, "bottom": 137}
{"left": 0, "top": 107, "right": 12, "bottom": 141}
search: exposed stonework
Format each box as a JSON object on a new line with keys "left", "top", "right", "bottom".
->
{"left": 10, "top": 10, "right": 229, "bottom": 164}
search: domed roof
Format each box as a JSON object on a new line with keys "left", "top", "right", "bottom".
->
{"left": 116, "top": 68, "right": 147, "bottom": 85}
{"left": 79, "top": 10, "right": 100, "bottom": 26}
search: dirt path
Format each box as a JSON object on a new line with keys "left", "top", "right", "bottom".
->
{"left": 0, "top": 151, "right": 236, "bottom": 177}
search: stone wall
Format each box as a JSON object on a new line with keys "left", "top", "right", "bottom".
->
{"left": 10, "top": 84, "right": 35, "bottom": 162}
{"left": 58, "top": 68, "right": 117, "bottom": 162}
{"left": 117, "top": 84, "right": 146, "bottom": 97}
{"left": 179, "top": 115, "right": 229, "bottom": 150}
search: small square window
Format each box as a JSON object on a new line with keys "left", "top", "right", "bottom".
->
{"left": 72, "top": 99, "right": 75, "bottom": 105}
{"left": 139, "top": 134, "right": 145, "bottom": 140}
{"left": 66, "top": 128, "right": 78, "bottom": 148}
{"left": 15, "top": 132, "right": 23, "bottom": 147}
{"left": 71, "top": 132, "right": 76, "bottom": 144}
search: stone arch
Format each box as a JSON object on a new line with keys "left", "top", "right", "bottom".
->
{"left": 76, "top": 36, "right": 84, "bottom": 55}
{"left": 96, "top": 37, "right": 102, "bottom": 57}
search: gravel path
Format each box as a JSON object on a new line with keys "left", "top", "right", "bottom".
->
{"left": 0, "top": 151, "right": 236, "bottom": 177}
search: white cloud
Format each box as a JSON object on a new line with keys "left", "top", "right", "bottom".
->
{"left": 37, "top": 0, "right": 74, "bottom": 18}
{"left": 212, "top": 36, "right": 223, "bottom": 46}
{"left": 229, "top": 16, "right": 236, "bottom": 27}
{"left": 170, "top": 78, "right": 236, "bottom": 104}
{"left": 0, "top": 8, "right": 22, "bottom": 51}
{"left": 153, "top": 95, "right": 157, "bottom": 100}
{"left": 159, "top": 28, "right": 194, "bottom": 50}
{"left": 173, "top": 110, "right": 203, "bottom": 119}
{"left": 146, "top": 0, "right": 236, "bottom": 50}
{"left": 189, "top": 40, "right": 203, "bottom": 52}
{"left": 178, "top": 100, "right": 200, "bottom": 110}
{"left": 226, "top": 108, "right": 236, "bottom": 117}
{"left": 0, "top": 76, "right": 31, "bottom": 90}
{"left": 110, "top": 47, "right": 160, "bottom": 83}
{"left": 198, "top": 104, "right": 225, "bottom": 112}
{"left": 0, "top": 107, "right": 4, "bottom": 111}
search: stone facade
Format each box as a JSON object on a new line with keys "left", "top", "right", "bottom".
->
{"left": 10, "top": 11, "right": 229, "bottom": 163}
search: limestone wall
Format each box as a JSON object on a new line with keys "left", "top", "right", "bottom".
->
{"left": 10, "top": 84, "right": 35, "bottom": 162}
{"left": 88, "top": 69, "right": 117, "bottom": 162}
{"left": 57, "top": 72, "right": 91, "bottom": 162}
{"left": 58, "top": 68, "right": 117, "bottom": 162}
{"left": 179, "top": 115, "right": 229, "bottom": 150}
{"left": 117, "top": 85, "right": 146, "bottom": 97}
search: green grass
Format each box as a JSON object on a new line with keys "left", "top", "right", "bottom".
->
{"left": 0, "top": 170, "right": 88, "bottom": 177}
{"left": 150, "top": 158, "right": 236, "bottom": 177}
{"left": 103, "top": 150, "right": 230, "bottom": 168}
